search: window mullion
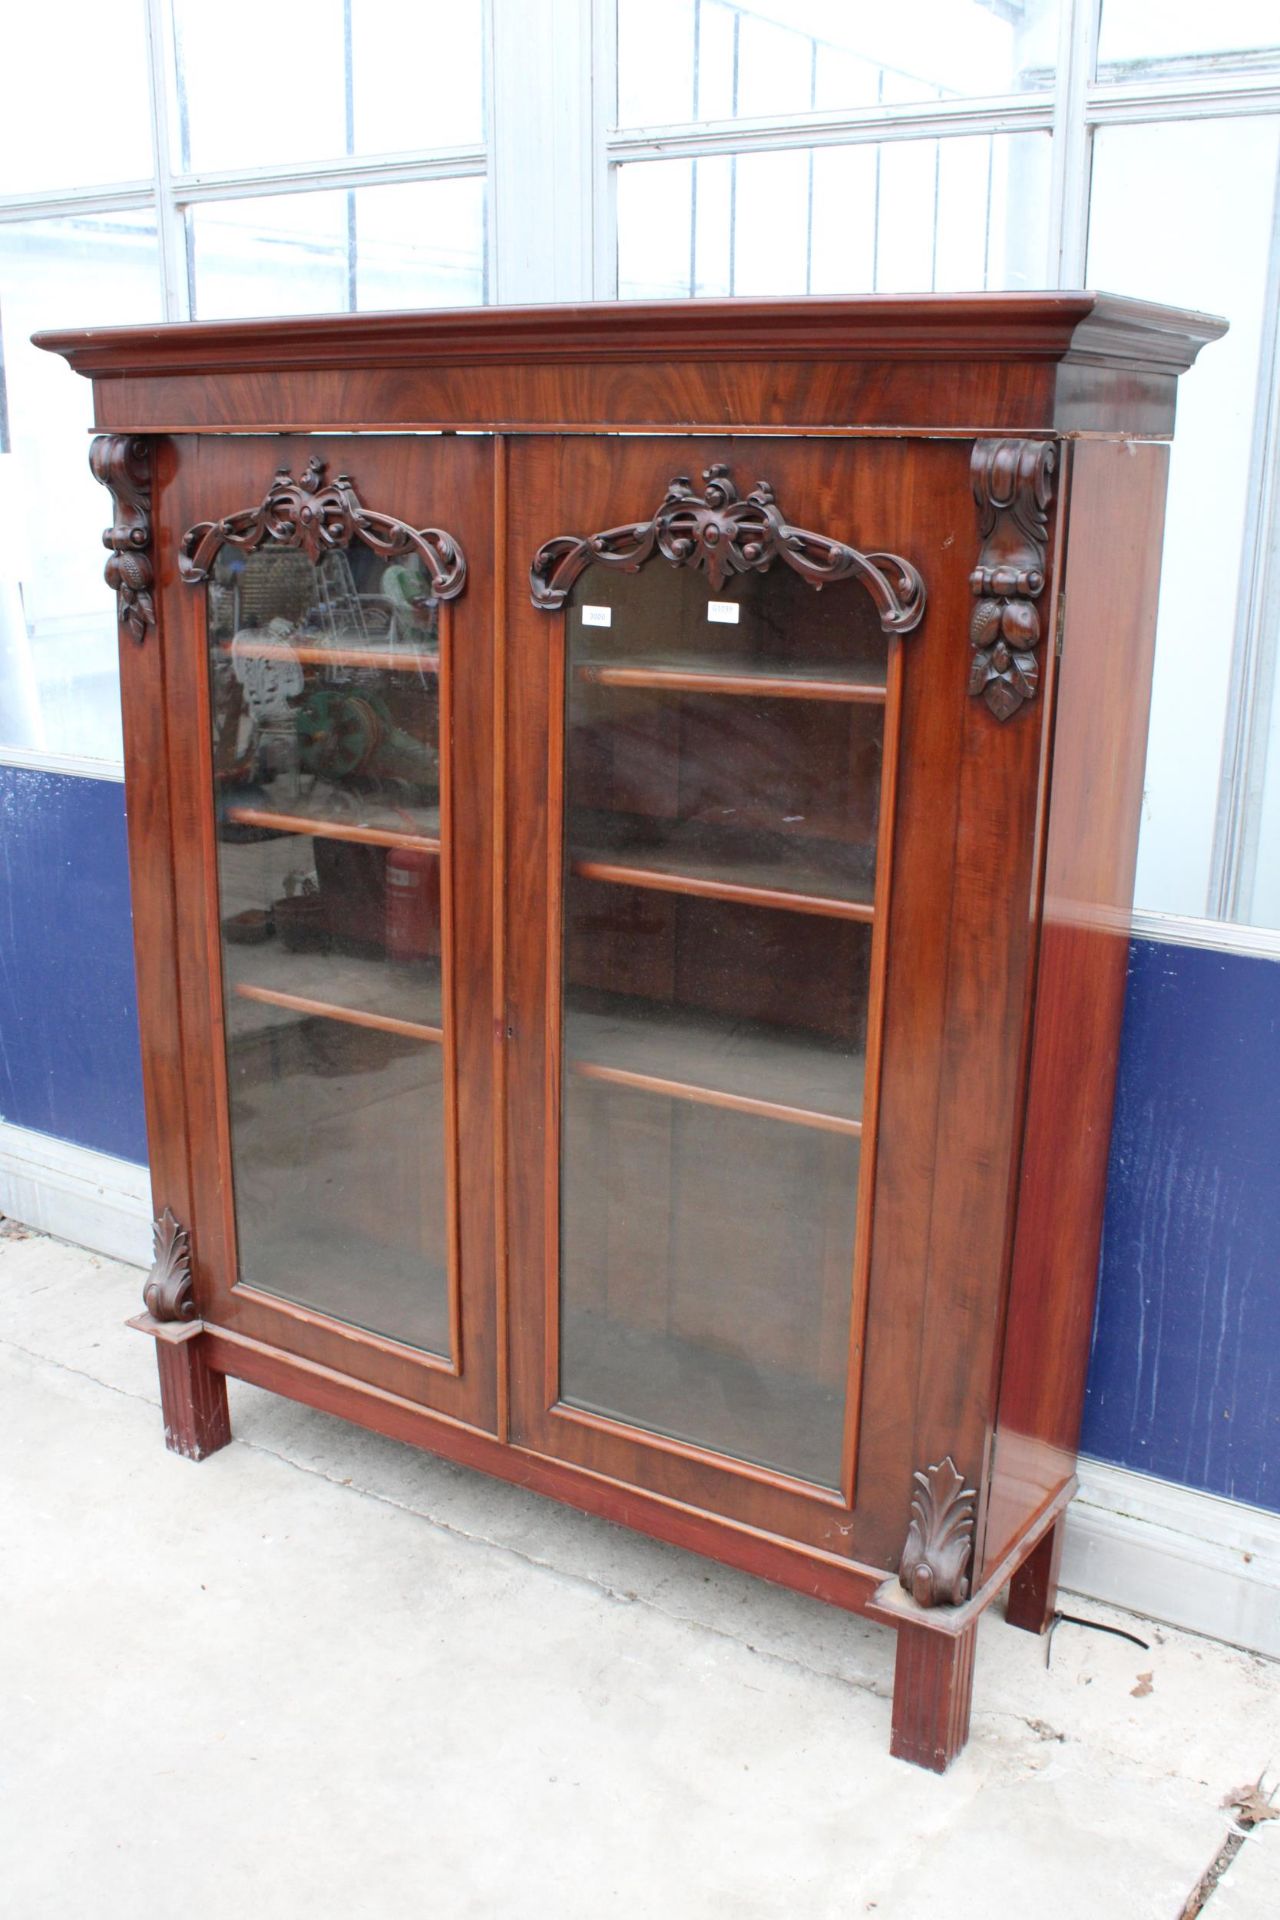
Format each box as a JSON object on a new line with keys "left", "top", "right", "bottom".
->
{"left": 143, "top": 0, "right": 188, "bottom": 319}
{"left": 1047, "top": 0, "right": 1099, "bottom": 287}
{"left": 488, "top": 0, "right": 597, "bottom": 302}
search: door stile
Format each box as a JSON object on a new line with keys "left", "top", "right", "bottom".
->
{"left": 541, "top": 585, "right": 567, "bottom": 1414}
{"left": 437, "top": 592, "right": 464, "bottom": 1376}
{"left": 840, "top": 632, "right": 906, "bottom": 1509}
{"left": 162, "top": 437, "right": 240, "bottom": 1327}
{"left": 492, "top": 433, "right": 512, "bottom": 1443}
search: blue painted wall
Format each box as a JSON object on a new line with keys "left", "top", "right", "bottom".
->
{"left": 2, "top": 776, "right": 1277, "bottom": 1513}
{"left": 0, "top": 768, "right": 146, "bottom": 1164}
{"left": 1082, "top": 938, "right": 1280, "bottom": 1514}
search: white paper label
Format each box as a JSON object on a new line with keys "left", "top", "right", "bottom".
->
{"left": 580, "top": 605, "right": 612, "bottom": 627}
{"left": 707, "top": 601, "right": 740, "bottom": 624}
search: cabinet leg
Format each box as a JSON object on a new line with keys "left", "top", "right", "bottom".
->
{"left": 890, "top": 1619, "right": 978, "bottom": 1772}
{"left": 1005, "top": 1515, "right": 1065, "bottom": 1636}
{"left": 154, "top": 1335, "right": 232, "bottom": 1461}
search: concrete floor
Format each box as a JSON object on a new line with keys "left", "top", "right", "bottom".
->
{"left": 1, "top": 1227, "right": 1276, "bottom": 1920}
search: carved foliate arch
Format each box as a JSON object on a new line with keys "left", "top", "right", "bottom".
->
{"left": 529, "top": 462, "right": 926, "bottom": 634}
{"left": 179, "top": 454, "right": 467, "bottom": 599}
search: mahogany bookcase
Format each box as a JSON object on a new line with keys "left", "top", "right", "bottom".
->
{"left": 37, "top": 294, "right": 1222, "bottom": 1770}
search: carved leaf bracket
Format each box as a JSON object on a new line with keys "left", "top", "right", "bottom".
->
{"left": 90, "top": 434, "right": 156, "bottom": 644}
{"left": 529, "top": 463, "right": 926, "bottom": 634}
{"left": 179, "top": 454, "right": 468, "bottom": 600}
{"left": 899, "top": 1456, "right": 977, "bottom": 1608}
{"left": 968, "top": 438, "right": 1057, "bottom": 721}
{"left": 142, "top": 1207, "right": 196, "bottom": 1323}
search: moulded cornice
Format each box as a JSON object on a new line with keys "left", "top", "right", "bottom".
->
{"left": 34, "top": 291, "right": 1225, "bottom": 382}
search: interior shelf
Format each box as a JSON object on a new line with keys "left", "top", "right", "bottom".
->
{"left": 575, "top": 654, "right": 886, "bottom": 703}
{"left": 565, "top": 988, "right": 864, "bottom": 1133}
{"left": 216, "top": 640, "right": 439, "bottom": 675}
{"left": 224, "top": 942, "right": 443, "bottom": 1040}
{"left": 569, "top": 816, "right": 876, "bottom": 921}
{"left": 224, "top": 801, "right": 440, "bottom": 853}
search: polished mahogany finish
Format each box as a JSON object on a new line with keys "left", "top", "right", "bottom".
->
{"left": 47, "top": 294, "right": 1221, "bottom": 1773}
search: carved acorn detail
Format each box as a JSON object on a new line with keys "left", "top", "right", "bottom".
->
{"left": 90, "top": 434, "right": 156, "bottom": 644}
{"left": 899, "top": 1456, "right": 977, "bottom": 1608}
{"left": 968, "top": 438, "right": 1056, "bottom": 721}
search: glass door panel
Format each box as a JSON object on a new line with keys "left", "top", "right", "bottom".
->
{"left": 557, "top": 559, "right": 891, "bottom": 1491}
{"left": 206, "top": 539, "right": 454, "bottom": 1356}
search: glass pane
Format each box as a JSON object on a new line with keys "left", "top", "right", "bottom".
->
{"left": 0, "top": 215, "right": 162, "bottom": 765}
{"left": 616, "top": 0, "right": 1059, "bottom": 127}
{"left": 1087, "top": 116, "right": 1280, "bottom": 920}
{"left": 2, "top": 5, "right": 152, "bottom": 192}
{"left": 208, "top": 529, "right": 452, "bottom": 1355}
{"left": 1098, "top": 2, "right": 1280, "bottom": 79}
{"left": 558, "top": 558, "right": 888, "bottom": 1488}
{"left": 171, "top": 0, "right": 484, "bottom": 172}
{"left": 188, "top": 181, "right": 486, "bottom": 320}
{"left": 616, "top": 133, "right": 1050, "bottom": 298}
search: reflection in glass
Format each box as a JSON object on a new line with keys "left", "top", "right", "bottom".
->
{"left": 3, "top": 8, "right": 152, "bottom": 193}
{"left": 1088, "top": 116, "right": 1280, "bottom": 922}
{"left": 188, "top": 179, "right": 486, "bottom": 322}
{"left": 558, "top": 559, "right": 885, "bottom": 1487}
{"left": 617, "top": 133, "right": 1051, "bottom": 299}
{"left": 0, "top": 213, "right": 161, "bottom": 762}
{"left": 1098, "top": 2, "right": 1280, "bottom": 77}
{"left": 616, "top": 0, "right": 1060, "bottom": 128}
{"left": 208, "top": 535, "right": 451, "bottom": 1355}
{"left": 170, "top": 0, "right": 484, "bottom": 173}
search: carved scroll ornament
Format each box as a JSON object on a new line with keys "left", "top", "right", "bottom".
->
{"left": 89, "top": 434, "right": 155, "bottom": 644}
{"left": 899, "top": 1457, "right": 977, "bottom": 1608}
{"left": 968, "top": 438, "right": 1056, "bottom": 721}
{"left": 143, "top": 1207, "right": 196, "bottom": 1323}
{"left": 180, "top": 455, "right": 467, "bottom": 600}
{"left": 530, "top": 463, "right": 926, "bottom": 634}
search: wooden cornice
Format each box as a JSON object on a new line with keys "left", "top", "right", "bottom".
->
{"left": 34, "top": 291, "right": 1225, "bottom": 382}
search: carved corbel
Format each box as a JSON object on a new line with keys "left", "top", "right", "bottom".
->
{"left": 968, "top": 438, "right": 1056, "bottom": 721}
{"left": 142, "top": 1208, "right": 196, "bottom": 1323}
{"left": 899, "top": 1457, "right": 977, "bottom": 1607}
{"left": 89, "top": 434, "right": 156, "bottom": 644}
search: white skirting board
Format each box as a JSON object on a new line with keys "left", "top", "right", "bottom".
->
{"left": 1064, "top": 1459, "right": 1280, "bottom": 1661}
{"left": 0, "top": 1121, "right": 151, "bottom": 1268}
{"left": 2, "top": 1121, "right": 1277, "bottom": 1660}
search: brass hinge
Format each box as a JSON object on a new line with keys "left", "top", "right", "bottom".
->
{"left": 1055, "top": 594, "right": 1066, "bottom": 658}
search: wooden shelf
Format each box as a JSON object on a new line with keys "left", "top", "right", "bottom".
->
{"left": 233, "top": 985, "right": 442, "bottom": 1044}
{"left": 565, "top": 988, "right": 864, "bottom": 1134}
{"left": 569, "top": 817, "right": 875, "bottom": 922}
{"left": 224, "top": 804, "right": 440, "bottom": 853}
{"left": 575, "top": 655, "right": 886, "bottom": 703}
{"left": 216, "top": 640, "right": 439, "bottom": 674}
{"left": 224, "top": 942, "right": 443, "bottom": 1039}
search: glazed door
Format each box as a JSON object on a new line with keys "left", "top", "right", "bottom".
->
{"left": 162, "top": 434, "right": 498, "bottom": 1427}
{"left": 504, "top": 437, "right": 933, "bottom": 1552}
